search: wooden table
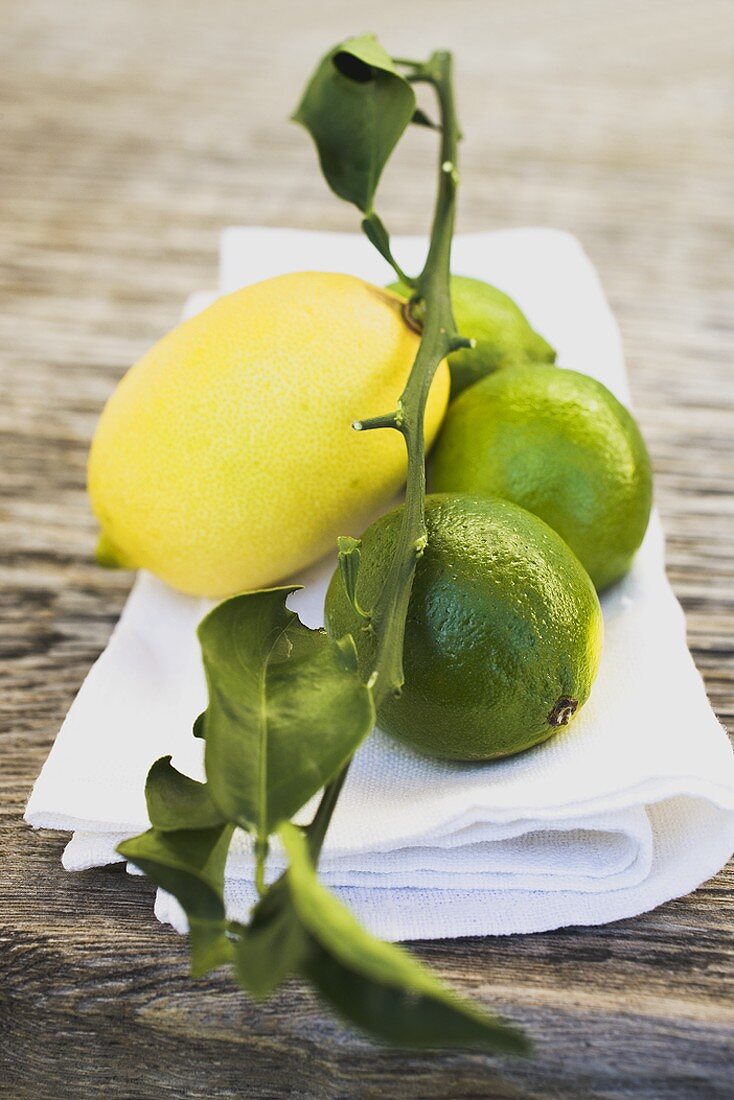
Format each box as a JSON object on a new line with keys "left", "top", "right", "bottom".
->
{"left": 2, "top": 1, "right": 732, "bottom": 1095}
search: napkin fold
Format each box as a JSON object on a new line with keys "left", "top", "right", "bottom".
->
{"left": 26, "top": 228, "right": 734, "bottom": 940}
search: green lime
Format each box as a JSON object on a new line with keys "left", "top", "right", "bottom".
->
{"left": 325, "top": 493, "right": 603, "bottom": 762}
{"left": 388, "top": 274, "right": 556, "bottom": 398}
{"left": 431, "top": 364, "right": 653, "bottom": 591}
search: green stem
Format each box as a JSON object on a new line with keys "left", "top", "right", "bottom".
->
{"left": 309, "top": 50, "right": 462, "bottom": 862}
{"left": 370, "top": 50, "right": 460, "bottom": 709}
{"left": 254, "top": 837, "right": 268, "bottom": 896}
{"left": 307, "top": 758, "right": 351, "bottom": 861}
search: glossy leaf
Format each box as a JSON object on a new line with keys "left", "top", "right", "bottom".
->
{"left": 198, "top": 587, "right": 375, "bottom": 839}
{"left": 231, "top": 877, "right": 310, "bottom": 1000}
{"left": 336, "top": 535, "right": 370, "bottom": 621}
{"left": 411, "top": 107, "right": 439, "bottom": 130}
{"left": 189, "top": 920, "right": 234, "bottom": 978}
{"left": 293, "top": 34, "right": 416, "bottom": 213}
{"left": 280, "top": 824, "right": 530, "bottom": 1053}
{"left": 145, "top": 756, "right": 224, "bottom": 831}
{"left": 361, "top": 212, "right": 415, "bottom": 286}
{"left": 117, "top": 823, "right": 233, "bottom": 923}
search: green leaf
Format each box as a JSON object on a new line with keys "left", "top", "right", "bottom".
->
{"left": 117, "top": 823, "right": 234, "bottom": 923}
{"left": 189, "top": 920, "right": 234, "bottom": 978}
{"left": 361, "top": 213, "right": 416, "bottom": 286}
{"left": 336, "top": 535, "right": 370, "bottom": 621}
{"left": 231, "top": 877, "right": 310, "bottom": 999}
{"left": 411, "top": 107, "right": 440, "bottom": 130}
{"left": 293, "top": 34, "right": 416, "bottom": 213}
{"left": 198, "top": 587, "right": 375, "bottom": 839}
{"left": 280, "top": 824, "right": 530, "bottom": 1053}
{"left": 145, "top": 756, "right": 224, "bottom": 831}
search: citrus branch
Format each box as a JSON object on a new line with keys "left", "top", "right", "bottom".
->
{"left": 309, "top": 49, "right": 463, "bottom": 860}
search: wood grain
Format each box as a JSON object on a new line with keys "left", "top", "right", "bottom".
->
{"left": 1, "top": 0, "right": 733, "bottom": 1096}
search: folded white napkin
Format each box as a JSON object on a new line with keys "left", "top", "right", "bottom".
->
{"left": 26, "top": 228, "right": 734, "bottom": 940}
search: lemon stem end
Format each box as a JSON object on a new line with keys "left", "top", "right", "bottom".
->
{"left": 95, "top": 532, "right": 133, "bottom": 571}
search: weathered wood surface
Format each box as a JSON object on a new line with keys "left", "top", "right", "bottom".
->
{"left": 1, "top": 0, "right": 733, "bottom": 1096}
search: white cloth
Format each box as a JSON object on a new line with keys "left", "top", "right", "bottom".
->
{"left": 25, "top": 228, "right": 734, "bottom": 941}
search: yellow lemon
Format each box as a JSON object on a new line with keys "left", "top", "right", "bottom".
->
{"left": 88, "top": 272, "right": 450, "bottom": 597}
